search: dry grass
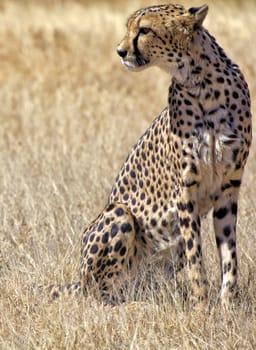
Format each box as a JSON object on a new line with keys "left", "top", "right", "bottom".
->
{"left": 0, "top": 0, "right": 256, "bottom": 349}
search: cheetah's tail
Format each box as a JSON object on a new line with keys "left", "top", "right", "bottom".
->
{"left": 35, "top": 281, "right": 82, "bottom": 300}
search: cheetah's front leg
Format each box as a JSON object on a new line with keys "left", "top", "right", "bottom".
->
{"left": 80, "top": 202, "right": 138, "bottom": 305}
{"left": 177, "top": 193, "right": 208, "bottom": 309}
{"left": 213, "top": 187, "right": 239, "bottom": 309}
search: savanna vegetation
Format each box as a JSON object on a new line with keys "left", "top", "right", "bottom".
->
{"left": 0, "top": 0, "right": 256, "bottom": 348}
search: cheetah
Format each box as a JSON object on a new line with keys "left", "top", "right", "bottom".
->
{"left": 45, "top": 4, "right": 252, "bottom": 309}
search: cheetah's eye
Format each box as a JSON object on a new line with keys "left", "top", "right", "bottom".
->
{"left": 139, "top": 27, "right": 151, "bottom": 35}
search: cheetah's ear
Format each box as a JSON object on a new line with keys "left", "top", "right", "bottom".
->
{"left": 188, "top": 4, "right": 208, "bottom": 28}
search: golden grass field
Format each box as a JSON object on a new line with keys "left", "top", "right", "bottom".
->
{"left": 0, "top": 0, "right": 256, "bottom": 348}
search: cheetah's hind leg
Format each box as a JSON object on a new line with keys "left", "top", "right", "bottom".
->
{"left": 79, "top": 202, "right": 138, "bottom": 305}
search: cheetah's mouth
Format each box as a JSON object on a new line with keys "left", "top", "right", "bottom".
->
{"left": 121, "top": 55, "right": 150, "bottom": 71}
{"left": 135, "top": 55, "right": 150, "bottom": 67}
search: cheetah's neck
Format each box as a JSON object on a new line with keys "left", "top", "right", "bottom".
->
{"left": 169, "top": 28, "right": 234, "bottom": 92}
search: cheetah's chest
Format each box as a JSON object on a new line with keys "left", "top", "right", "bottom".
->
{"left": 184, "top": 128, "right": 240, "bottom": 216}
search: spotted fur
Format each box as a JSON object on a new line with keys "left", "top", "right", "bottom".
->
{"left": 45, "top": 4, "right": 252, "bottom": 309}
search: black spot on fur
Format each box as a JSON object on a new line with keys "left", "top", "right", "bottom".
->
{"left": 111, "top": 224, "right": 119, "bottom": 238}
{"left": 223, "top": 226, "right": 231, "bottom": 237}
{"left": 90, "top": 245, "right": 98, "bottom": 254}
{"left": 102, "top": 232, "right": 109, "bottom": 244}
{"left": 214, "top": 207, "right": 228, "bottom": 219}
{"left": 121, "top": 223, "right": 133, "bottom": 233}
{"left": 114, "top": 240, "right": 122, "bottom": 252}
{"left": 187, "top": 238, "right": 194, "bottom": 250}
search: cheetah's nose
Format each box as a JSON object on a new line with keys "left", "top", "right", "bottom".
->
{"left": 117, "top": 48, "right": 127, "bottom": 58}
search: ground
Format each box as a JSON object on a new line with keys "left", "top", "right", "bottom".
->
{"left": 0, "top": 0, "right": 256, "bottom": 349}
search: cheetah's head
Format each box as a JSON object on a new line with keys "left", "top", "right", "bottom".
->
{"left": 117, "top": 4, "right": 208, "bottom": 72}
